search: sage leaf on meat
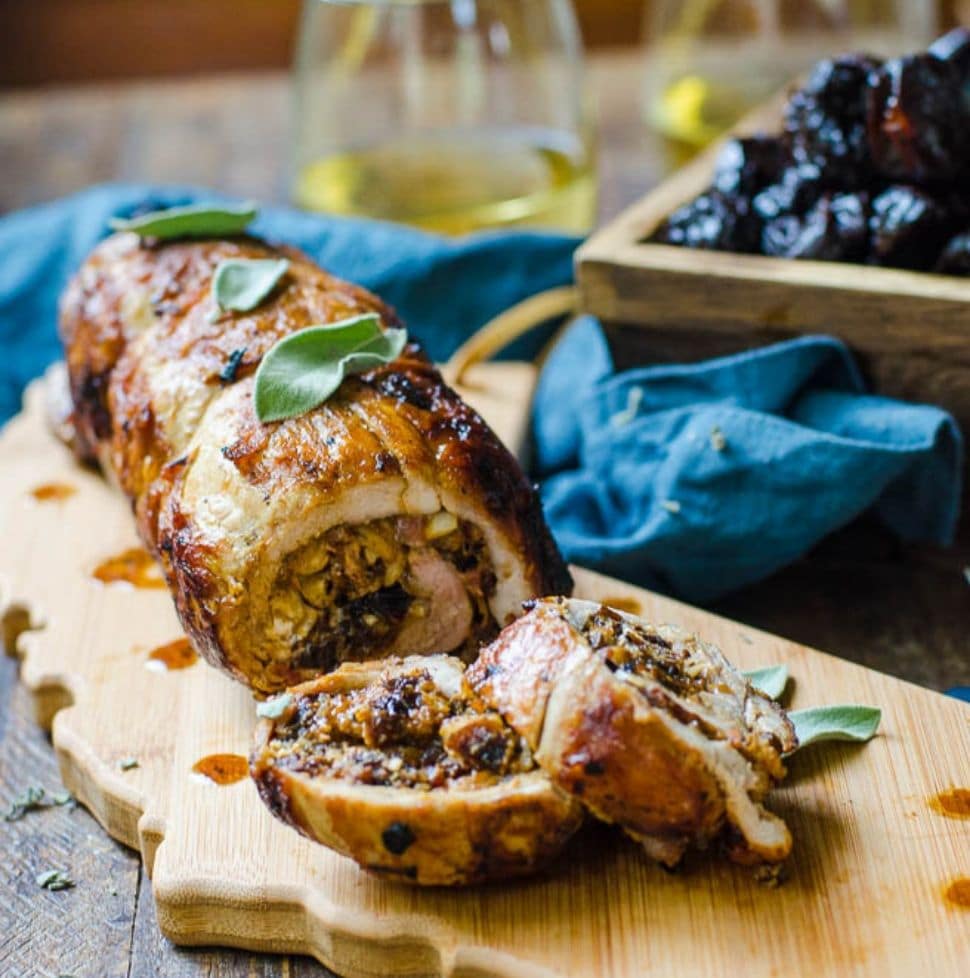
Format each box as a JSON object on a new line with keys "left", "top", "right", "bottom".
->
{"left": 256, "top": 693, "right": 293, "bottom": 719}
{"left": 109, "top": 201, "right": 257, "bottom": 239}
{"left": 254, "top": 313, "right": 408, "bottom": 423}
{"left": 744, "top": 664, "right": 789, "bottom": 700}
{"left": 789, "top": 705, "right": 881, "bottom": 750}
{"left": 212, "top": 258, "right": 289, "bottom": 314}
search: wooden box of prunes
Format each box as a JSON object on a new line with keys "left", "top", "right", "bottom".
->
{"left": 576, "top": 30, "right": 970, "bottom": 437}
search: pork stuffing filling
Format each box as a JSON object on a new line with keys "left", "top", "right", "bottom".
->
{"left": 269, "top": 514, "right": 498, "bottom": 672}
{"left": 576, "top": 606, "right": 792, "bottom": 768}
{"left": 267, "top": 666, "right": 535, "bottom": 791}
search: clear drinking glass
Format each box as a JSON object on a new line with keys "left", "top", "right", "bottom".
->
{"left": 291, "top": 0, "right": 596, "bottom": 235}
{"left": 643, "top": 0, "right": 939, "bottom": 153}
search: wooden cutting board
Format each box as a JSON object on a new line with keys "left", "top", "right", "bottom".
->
{"left": 1, "top": 364, "right": 968, "bottom": 978}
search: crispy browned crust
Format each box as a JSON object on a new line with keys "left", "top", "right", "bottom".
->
{"left": 59, "top": 233, "right": 571, "bottom": 691}
{"left": 249, "top": 658, "right": 583, "bottom": 885}
{"left": 467, "top": 598, "right": 796, "bottom": 868}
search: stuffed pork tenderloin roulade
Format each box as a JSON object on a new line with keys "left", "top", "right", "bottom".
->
{"left": 250, "top": 655, "right": 583, "bottom": 885}
{"left": 466, "top": 598, "right": 797, "bottom": 870}
{"left": 59, "top": 231, "right": 571, "bottom": 694}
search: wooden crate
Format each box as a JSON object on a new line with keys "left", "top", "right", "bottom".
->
{"left": 575, "top": 100, "right": 970, "bottom": 438}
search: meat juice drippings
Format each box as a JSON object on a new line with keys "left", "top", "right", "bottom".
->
{"left": 146, "top": 637, "right": 198, "bottom": 671}
{"left": 943, "top": 878, "right": 970, "bottom": 909}
{"left": 600, "top": 595, "right": 643, "bottom": 616}
{"left": 30, "top": 482, "right": 77, "bottom": 502}
{"left": 92, "top": 548, "right": 166, "bottom": 589}
{"left": 928, "top": 788, "right": 970, "bottom": 819}
{"left": 192, "top": 754, "right": 249, "bottom": 785}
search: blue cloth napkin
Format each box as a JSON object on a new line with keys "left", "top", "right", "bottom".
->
{"left": 534, "top": 317, "right": 962, "bottom": 602}
{"left": 0, "top": 184, "right": 962, "bottom": 603}
{"left": 0, "top": 183, "right": 579, "bottom": 423}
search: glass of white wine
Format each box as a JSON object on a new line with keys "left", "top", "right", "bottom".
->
{"left": 644, "top": 0, "right": 939, "bottom": 154}
{"left": 291, "top": 0, "right": 596, "bottom": 235}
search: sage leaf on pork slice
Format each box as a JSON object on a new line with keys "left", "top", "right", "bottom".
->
{"left": 212, "top": 258, "right": 290, "bottom": 314}
{"left": 254, "top": 313, "right": 408, "bottom": 423}
{"left": 744, "top": 664, "right": 789, "bottom": 700}
{"left": 789, "top": 705, "right": 881, "bottom": 750}
{"left": 108, "top": 201, "right": 257, "bottom": 239}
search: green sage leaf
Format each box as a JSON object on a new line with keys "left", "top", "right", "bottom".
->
{"left": 789, "top": 705, "right": 881, "bottom": 749}
{"left": 109, "top": 201, "right": 257, "bottom": 239}
{"left": 256, "top": 693, "right": 293, "bottom": 720}
{"left": 744, "top": 664, "right": 789, "bottom": 700}
{"left": 212, "top": 258, "right": 289, "bottom": 314}
{"left": 254, "top": 314, "right": 408, "bottom": 423}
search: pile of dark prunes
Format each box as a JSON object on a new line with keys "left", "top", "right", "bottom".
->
{"left": 651, "top": 28, "right": 970, "bottom": 275}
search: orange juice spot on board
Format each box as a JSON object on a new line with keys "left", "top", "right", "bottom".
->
{"left": 192, "top": 754, "right": 249, "bottom": 786}
{"left": 31, "top": 482, "right": 76, "bottom": 502}
{"left": 602, "top": 596, "right": 642, "bottom": 615}
{"left": 146, "top": 637, "right": 198, "bottom": 672}
{"left": 943, "top": 878, "right": 970, "bottom": 909}
{"left": 93, "top": 548, "right": 166, "bottom": 589}
{"left": 929, "top": 788, "right": 970, "bottom": 819}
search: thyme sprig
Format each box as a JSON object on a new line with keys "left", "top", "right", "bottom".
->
{"left": 3, "top": 786, "right": 75, "bottom": 822}
{"left": 36, "top": 869, "right": 75, "bottom": 891}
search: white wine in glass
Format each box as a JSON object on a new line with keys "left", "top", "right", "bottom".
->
{"left": 644, "top": 0, "right": 939, "bottom": 152}
{"left": 292, "top": 0, "right": 597, "bottom": 235}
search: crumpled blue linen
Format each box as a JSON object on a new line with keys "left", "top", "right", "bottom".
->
{"left": 0, "top": 185, "right": 962, "bottom": 603}
{"left": 534, "top": 316, "right": 962, "bottom": 602}
{"left": 0, "top": 183, "right": 579, "bottom": 423}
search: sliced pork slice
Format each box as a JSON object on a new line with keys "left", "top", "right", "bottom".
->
{"left": 250, "top": 655, "right": 583, "bottom": 885}
{"left": 467, "top": 598, "right": 797, "bottom": 869}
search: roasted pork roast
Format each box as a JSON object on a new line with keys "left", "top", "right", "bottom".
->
{"left": 59, "top": 233, "right": 570, "bottom": 693}
{"left": 466, "top": 598, "right": 797, "bottom": 869}
{"left": 250, "top": 655, "right": 583, "bottom": 884}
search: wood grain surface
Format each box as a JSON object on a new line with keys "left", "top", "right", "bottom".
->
{"left": 2, "top": 369, "right": 969, "bottom": 978}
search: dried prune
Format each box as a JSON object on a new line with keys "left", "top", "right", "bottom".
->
{"left": 866, "top": 54, "right": 970, "bottom": 184}
{"left": 762, "top": 192, "right": 869, "bottom": 261}
{"left": 752, "top": 162, "right": 825, "bottom": 222}
{"left": 935, "top": 231, "right": 970, "bottom": 275}
{"left": 647, "top": 33, "right": 970, "bottom": 276}
{"left": 653, "top": 192, "right": 758, "bottom": 252}
{"left": 869, "top": 185, "right": 955, "bottom": 270}
{"left": 784, "top": 55, "right": 881, "bottom": 181}
{"left": 712, "top": 136, "right": 788, "bottom": 197}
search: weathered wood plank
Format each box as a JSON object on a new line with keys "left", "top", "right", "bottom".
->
{"left": 0, "top": 54, "right": 657, "bottom": 225}
{"left": 712, "top": 519, "right": 970, "bottom": 693}
{"left": 0, "top": 653, "right": 141, "bottom": 978}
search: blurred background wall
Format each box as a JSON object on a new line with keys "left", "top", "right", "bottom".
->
{"left": 0, "top": 0, "right": 964, "bottom": 87}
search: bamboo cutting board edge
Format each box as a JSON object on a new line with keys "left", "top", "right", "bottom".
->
{"left": 2, "top": 367, "right": 968, "bottom": 978}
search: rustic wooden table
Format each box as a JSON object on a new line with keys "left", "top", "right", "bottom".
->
{"left": 0, "top": 52, "right": 967, "bottom": 978}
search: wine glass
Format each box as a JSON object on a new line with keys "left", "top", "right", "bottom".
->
{"left": 643, "top": 0, "right": 939, "bottom": 153}
{"left": 291, "top": 0, "right": 597, "bottom": 235}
